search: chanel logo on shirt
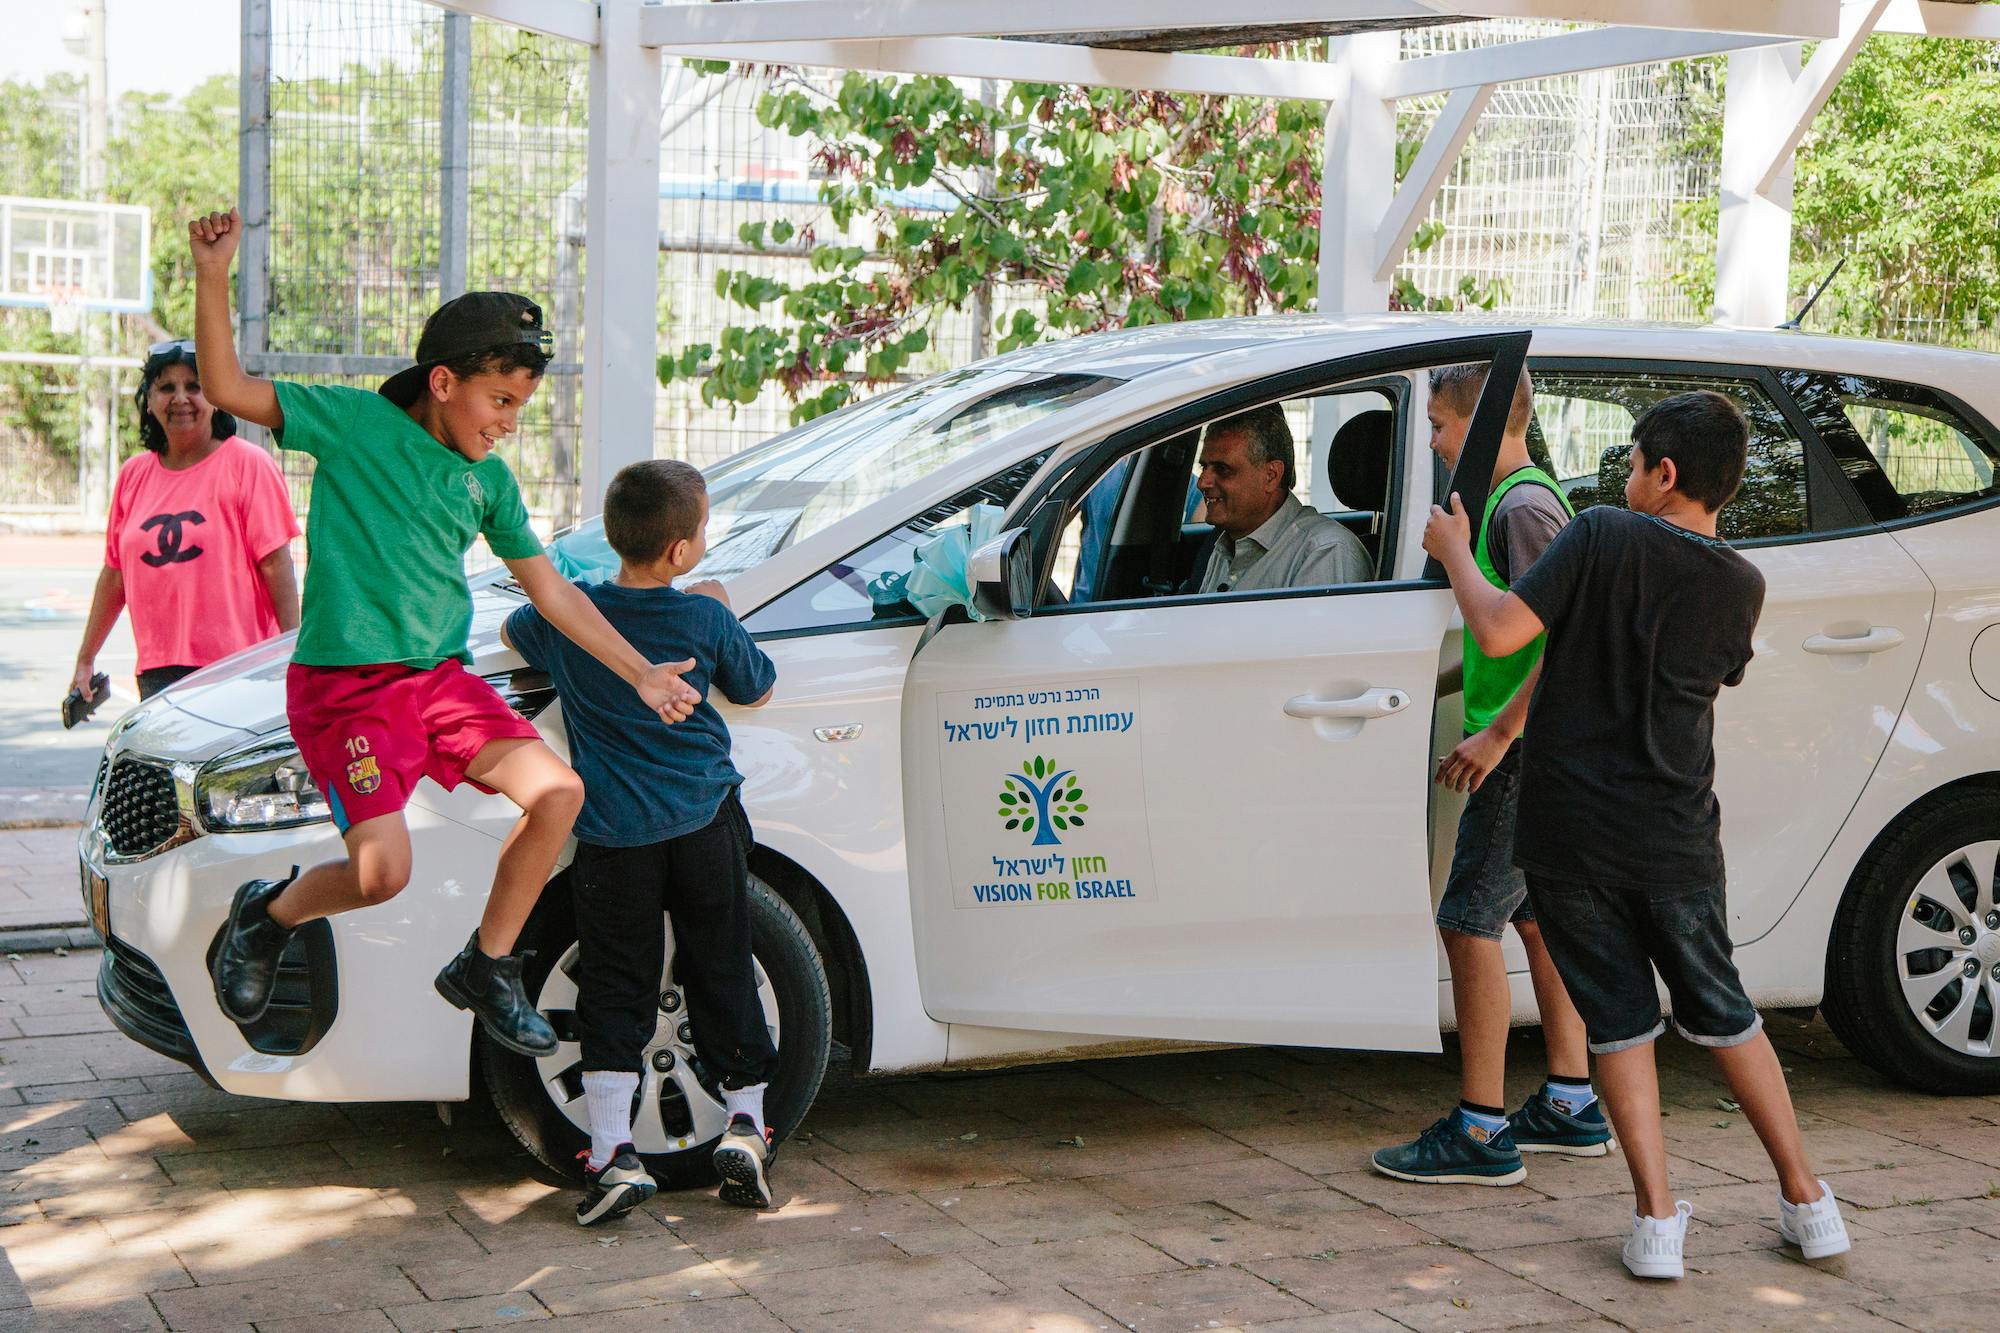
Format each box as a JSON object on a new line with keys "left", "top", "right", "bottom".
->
{"left": 139, "top": 510, "right": 207, "bottom": 566}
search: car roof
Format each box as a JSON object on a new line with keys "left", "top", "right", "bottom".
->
{"left": 977, "top": 313, "right": 2000, "bottom": 393}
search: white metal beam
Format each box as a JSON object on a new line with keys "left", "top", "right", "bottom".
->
{"left": 640, "top": 0, "right": 1842, "bottom": 47}
{"left": 1373, "top": 84, "right": 1491, "bottom": 281}
{"left": 649, "top": 36, "right": 1345, "bottom": 101}
{"left": 1747, "top": 0, "right": 1890, "bottom": 197}
{"left": 580, "top": 0, "right": 663, "bottom": 514}
{"left": 1878, "top": 0, "right": 2000, "bottom": 38}
{"left": 417, "top": 0, "right": 597, "bottom": 46}
{"left": 1384, "top": 25, "right": 1783, "bottom": 99}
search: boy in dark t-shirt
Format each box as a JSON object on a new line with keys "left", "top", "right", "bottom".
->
{"left": 504, "top": 460, "right": 781, "bottom": 1224}
{"left": 1422, "top": 390, "right": 1851, "bottom": 1281}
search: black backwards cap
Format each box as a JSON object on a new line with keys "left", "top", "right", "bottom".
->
{"left": 377, "top": 292, "right": 555, "bottom": 408}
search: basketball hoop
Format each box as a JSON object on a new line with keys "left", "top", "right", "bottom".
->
{"left": 45, "top": 285, "right": 84, "bottom": 336}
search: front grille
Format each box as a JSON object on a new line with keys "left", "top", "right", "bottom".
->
{"left": 100, "top": 758, "right": 182, "bottom": 858}
{"left": 98, "top": 936, "right": 202, "bottom": 1073}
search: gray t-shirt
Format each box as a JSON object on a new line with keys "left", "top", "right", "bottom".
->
{"left": 1487, "top": 478, "right": 1570, "bottom": 584}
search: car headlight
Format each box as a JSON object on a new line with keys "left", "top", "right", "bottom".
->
{"left": 197, "top": 736, "right": 330, "bottom": 831}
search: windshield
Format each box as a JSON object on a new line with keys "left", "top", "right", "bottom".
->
{"left": 549, "top": 369, "right": 1115, "bottom": 583}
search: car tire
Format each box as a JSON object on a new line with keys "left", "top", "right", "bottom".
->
{"left": 1823, "top": 786, "right": 2000, "bottom": 1095}
{"left": 481, "top": 870, "right": 833, "bottom": 1188}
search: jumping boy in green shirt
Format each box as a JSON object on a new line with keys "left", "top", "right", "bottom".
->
{"left": 189, "top": 206, "right": 699, "bottom": 1057}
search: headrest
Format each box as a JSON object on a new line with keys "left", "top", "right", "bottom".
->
{"left": 1328, "top": 409, "right": 1395, "bottom": 511}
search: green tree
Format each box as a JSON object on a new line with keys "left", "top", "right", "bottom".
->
{"left": 1670, "top": 38, "right": 2000, "bottom": 344}
{"left": 663, "top": 65, "right": 1501, "bottom": 424}
{"left": 108, "top": 75, "right": 239, "bottom": 343}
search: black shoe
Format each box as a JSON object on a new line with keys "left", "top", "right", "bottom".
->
{"left": 712, "top": 1113, "right": 774, "bottom": 1208}
{"left": 211, "top": 868, "right": 299, "bottom": 1025}
{"left": 433, "top": 931, "right": 559, "bottom": 1057}
{"left": 576, "top": 1143, "right": 656, "bottom": 1226}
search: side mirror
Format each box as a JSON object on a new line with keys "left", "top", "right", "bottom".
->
{"left": 969, "top": 527, "right": 1035, "bottom": 621}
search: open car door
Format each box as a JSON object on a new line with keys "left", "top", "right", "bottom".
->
{"left": 899, "top": 334, "right": 1532, "bottom": 1052}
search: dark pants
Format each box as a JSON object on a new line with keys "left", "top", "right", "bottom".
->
{"left": 137, "top": 665, "right": 198, "bottom": 699}
{"left": 569, "top": 789, "right": 778, "bottom": 1089}
{"left": 1525, "top": 874, "right": 1762, "bottom": 1056}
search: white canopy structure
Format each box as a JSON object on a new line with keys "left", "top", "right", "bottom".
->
{"left": 241, "top": 0, "right": 2000, "bottom": 507}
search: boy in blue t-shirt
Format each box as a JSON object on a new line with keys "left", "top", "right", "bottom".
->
{"left": 504, "top": 460, "right": 779, "bottom": 1224}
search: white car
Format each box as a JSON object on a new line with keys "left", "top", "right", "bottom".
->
{"left": 85, "top": 316, "right": 2000, "bottom": 1183}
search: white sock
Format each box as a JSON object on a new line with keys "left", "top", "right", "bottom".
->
{"left": 582, "top": 1070, "right": 638, "bottom": 1170}
{"left": 723, "top": 1082, "right": 767, "bottom": 1130}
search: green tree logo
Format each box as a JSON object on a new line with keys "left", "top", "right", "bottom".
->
{"left": 998, "top": 755, "right": 1087, "bottom": 847}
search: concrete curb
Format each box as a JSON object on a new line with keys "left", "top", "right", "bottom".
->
{"left": 0, "top": 926, "right": 99, "bottom": 955}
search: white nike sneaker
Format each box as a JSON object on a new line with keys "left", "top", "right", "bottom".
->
{"left": 1623, "top": 1200, "right": 1693, "bottom": 1279}
{"left": 1777, "top": 1181, "right": 1851, "bottom": 1259}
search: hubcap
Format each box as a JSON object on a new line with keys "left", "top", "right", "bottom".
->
{"left": 1896, "top": 840, "right": 2000, "bottom": 1059}
{"left": 531, "top": 917, "right": 781, "bottom": 1154}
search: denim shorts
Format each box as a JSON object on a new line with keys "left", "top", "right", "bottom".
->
{"left": 1524, "top": 874, "right": 1762, "bottom": 1055}
{"left": 1435, "top": 744, "right": 1533, "bottom": 941}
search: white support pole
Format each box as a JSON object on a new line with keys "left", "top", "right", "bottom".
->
{"left": 439, "top": 11, "right": 472, "bottom": 302}
{"left": 580, "top": 0, "right": 663, "bottom": 517}
{"left": 238, "top": 0, "right": 273, "bottom": 450}
{"left": 1713, "top": 45, "right": 1800, "bottom": 328}
{"left": 1318, "top": 32, "right": 1398, "bottom": 316}
{"left": 1373, "top": 84, "right": 1491, "bottom": 282}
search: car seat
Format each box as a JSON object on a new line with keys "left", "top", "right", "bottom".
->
{"left": 1326, "top": 408, "right": 1395, "bottom": 568}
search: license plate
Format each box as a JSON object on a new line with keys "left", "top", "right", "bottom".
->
{"left": 79, "top": 859, "right": 108, "bottom": 940}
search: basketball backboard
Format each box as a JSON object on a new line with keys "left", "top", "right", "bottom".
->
{"left": 0, "top": 196, "right": 151, "bottom": 316}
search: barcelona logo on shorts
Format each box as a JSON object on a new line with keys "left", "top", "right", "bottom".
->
{"left": 346, "top": 756, "right": 383, "bottom": 795}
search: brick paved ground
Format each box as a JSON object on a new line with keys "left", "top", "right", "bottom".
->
{"left": 2, "top": 946, "right": 1999, "bottom": 1332}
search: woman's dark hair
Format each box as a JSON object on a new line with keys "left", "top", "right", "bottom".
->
{"left": 135, "top": 345, "right": 237, "bottom": 456}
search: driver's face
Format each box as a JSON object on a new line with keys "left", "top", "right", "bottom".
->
{"left": 1197, "top": 428, "right": 1284, "bottom": 538}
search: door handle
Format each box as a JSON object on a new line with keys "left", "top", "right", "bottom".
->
{"left": 1285, "top": 687, "right": 1410, "bottom": 720}
{"left": 1803, "top": 627, "right": 1905, "bottom": 656}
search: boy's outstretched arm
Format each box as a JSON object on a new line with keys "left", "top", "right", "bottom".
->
{"left": 506, "top": 554, "right": 701, "bottom": 722}
{"left": 189, "top": 209, "right": 283, "bottom": 431}
{"left": 1421, "top": 493, "right": 1546, "bottom": 658}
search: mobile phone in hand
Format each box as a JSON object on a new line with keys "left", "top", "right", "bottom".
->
{"left": 61, "top": 673, "right": 111, "bottom": 730}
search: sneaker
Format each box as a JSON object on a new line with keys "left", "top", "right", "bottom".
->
{"left": 1623, "top": 1200, "right": 1693, "bottom": 1279}
{"left": 211, "top": 869, "right": 299, "bottom": 1025}
{"left": 1370, "top": 1113, "right": 1528, "bottom": 1186}
{"left": 1777, "top": 1181, "right": 1851, "bottom": 1259}
{"left": 1509, "top": 1090, "right": 1616, "bottom": 1156}
{"left": 576, "top": 1144, "right": 656, "bottom": 1226}
{"left": 712, "top": 1113, "right": 775, "bottom": 1208}
{"left": 434, "top": 931, "right": 559, "bottom": 1057}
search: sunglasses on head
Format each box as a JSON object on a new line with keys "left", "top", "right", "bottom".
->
{"left": 147, "top": 338, "right": 196, "bottom": 361}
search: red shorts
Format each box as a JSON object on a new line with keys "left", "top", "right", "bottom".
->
{"left": 287, "top": 660, "right": 540, "bottom": 832}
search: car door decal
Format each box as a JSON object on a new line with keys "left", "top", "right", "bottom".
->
{"left": 937, "top": 677, "right": 1156, "bottom": 908}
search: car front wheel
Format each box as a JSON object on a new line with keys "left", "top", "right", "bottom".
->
{"left": 1824, "top": 787, "right": 2000, "bottom": 1094}
{"left": 482, "top": 871, "right": 832, "bottom": 1187}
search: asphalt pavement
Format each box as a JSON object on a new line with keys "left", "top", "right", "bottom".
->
{"left": 0, "top": 534, "right": 135, "bottom": 822}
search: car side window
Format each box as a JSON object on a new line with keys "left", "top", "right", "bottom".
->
{"left": 1531, "top": 370, "right": 1809, "bottom": 542}
{"left": 1779, "top": 371, "right": 1999, "bottom": 524}
{"left": 744, "top": 452, "right": 1051, "bottom": 635}
{"left": 1048, "top": 385, "right": 1397, "bottom": 608}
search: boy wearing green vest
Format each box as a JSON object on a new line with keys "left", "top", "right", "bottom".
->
{"left": 1372, "top": 364, "right": 1610, "bottom": 1186}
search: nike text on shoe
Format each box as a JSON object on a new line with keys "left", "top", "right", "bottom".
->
{"left": 1777, "top": 1181, "right": 1852, "bottom": 1259}
{"left": 433, "top": 931, "right": 559, "bottom": 1057}
{"left": 211, "top": 868, "right": 300, "bottom": 1025}
{"left": 576, "top": 1144, "right": 656, "bottom": 1226}
{"left": 1370, "top": 1113, "right": 1528, "bottom": 1186}
{"left": 1508, "top": 1090, "right": 1616, "bottom": 1157}
{"left": 713, "top": 1113, "right": 775, "bottom": 1208}
{"left": 1623, "top": 1201, "right": 1693, "bottom": 1280}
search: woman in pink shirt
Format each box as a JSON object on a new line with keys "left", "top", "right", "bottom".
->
{"left": 72, "top": 339, "right": 302, "bottom": 700}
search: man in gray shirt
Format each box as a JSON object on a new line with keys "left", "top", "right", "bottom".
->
{"left": 1195, "top": 404, "right": 1373, "bottom": 593}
